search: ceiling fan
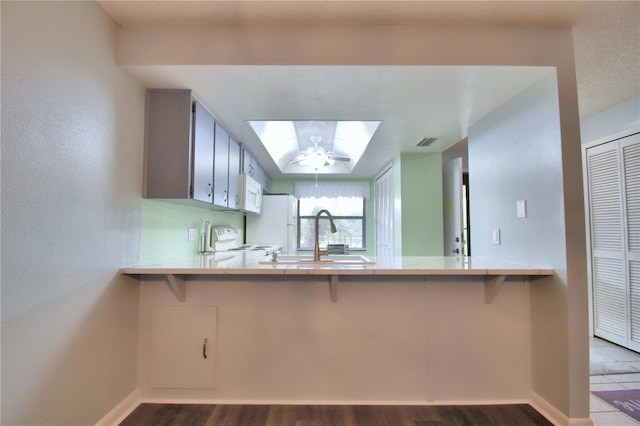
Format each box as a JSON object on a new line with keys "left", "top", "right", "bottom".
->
{"left": 288, "top": 145, "right": 351, "bottom": 170}
{"left": 288, "top": 135, "right": 351, "bottom": 170}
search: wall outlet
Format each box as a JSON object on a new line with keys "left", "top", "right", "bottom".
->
{"left": 517, "top": 200, "right": 527, "bottom": 218}
{"left": 188, "top": 227, "right": 196, "bottom": 241}
{"left": 492, "top": 228, "right": 501, "bottom": 245}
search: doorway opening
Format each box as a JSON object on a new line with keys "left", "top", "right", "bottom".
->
{"left": 463, "top": 172, "right": 471, "bottom": 256}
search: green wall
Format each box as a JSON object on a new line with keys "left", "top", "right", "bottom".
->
{"left": 268, "top": 179, "right": 295, "bottom": 194}
{"left": 139, "top": 199, "right": 244, "bottom": 263}
{"left": 397, "top": 153, "right": 444, "bottom": 256}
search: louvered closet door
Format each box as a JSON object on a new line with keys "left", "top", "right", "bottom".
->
{"left": 623, "top": 135, "right": 640, "bottom": 350}
{"left": 587, "top": 142, "right": 627, "bottom": 346}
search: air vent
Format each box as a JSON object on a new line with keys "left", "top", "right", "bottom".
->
{"left": 416, "top": 137, "right": 438, "bottom": 147}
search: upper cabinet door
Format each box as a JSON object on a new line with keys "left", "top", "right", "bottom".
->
{"left": 242, "top": 147, "right": 254, "bottom": 177}
{"left": 144, "top": 89, "right": 193, "bottom": 199}
{"left": 228, "top": 137, "right": 241, "bottom": 209}
{"left": 213, "top": 123, "right": 230, "bottom": 207}
{"left": 191, "top": 100, "right": 215, "bottom": 203}
{"left": 240, "top": 144, "right": 271, "bottom": 193}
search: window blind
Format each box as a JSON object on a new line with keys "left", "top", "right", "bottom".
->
{"left": 294, "top": 181, "right": 370, "bottom": 199}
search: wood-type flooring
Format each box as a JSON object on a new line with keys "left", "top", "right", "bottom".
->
{"left": 119, "top": 403, "right": 553, "bottom": 426}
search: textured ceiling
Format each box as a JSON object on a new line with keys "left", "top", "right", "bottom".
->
{"left": 99, "top": 0, "right": 639, "bottom": 119}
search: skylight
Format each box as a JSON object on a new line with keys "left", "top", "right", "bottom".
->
{"left": 248, "top": 120, "right": 381, "bottom": 174}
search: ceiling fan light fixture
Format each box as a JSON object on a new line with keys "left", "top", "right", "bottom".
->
{"left": 299, "top": 156, "right": 326, "bottom": 170}
{"left": 296, "top": 146, "right": 338, "bottom": 169}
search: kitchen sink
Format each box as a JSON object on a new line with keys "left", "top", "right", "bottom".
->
{"left": 259, "top": 254, "right": 375, "bottom": 265}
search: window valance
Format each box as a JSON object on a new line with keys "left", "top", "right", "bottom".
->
{"left": 294, "top": 181, "right": 370, "bottom": 200}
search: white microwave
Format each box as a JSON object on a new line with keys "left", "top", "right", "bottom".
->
{"left": 239, "top": 174, "right": 262, "bottom": 214}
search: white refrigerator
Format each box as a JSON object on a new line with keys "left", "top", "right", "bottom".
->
{"left": 246, "top": 194, "right": 298, "bottom": 254}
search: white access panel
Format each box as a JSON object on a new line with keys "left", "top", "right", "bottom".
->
{"left": 150, "top": 305, "right": 217, "bottom": 389}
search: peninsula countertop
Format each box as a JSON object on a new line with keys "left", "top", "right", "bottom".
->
{"left": 119, "top": 253, "right": 554, "bottom": 277}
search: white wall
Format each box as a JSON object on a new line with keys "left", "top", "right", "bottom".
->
{"left": 1, "top": 2, "right": 145, "bottom": 424}
{"left": 468, "top": 73, "right": 573, "bottom": 413}
{"left": 580, "top": 96, "right": 640, "bottom": 144}
{"left": 469, "top": 74, "right": 565, "bottom": 265}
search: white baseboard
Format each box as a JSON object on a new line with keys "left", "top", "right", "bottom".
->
{"left": 530, "top": 391, "right": 593, "bottom": 426}
{"left": 95, "top": 389, "right": 140, "bottom": 426}
{"left": 568, "top": 418, "right": 594, "bottom": 426}
{"left": 138, "top": 397, "right": 529, "bottom": 406}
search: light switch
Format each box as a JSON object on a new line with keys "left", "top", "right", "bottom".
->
{"left": 492, "top": 228, "right": 501, "bottom": 245}
{"left": 517, "top": 200, "right": 527, "bottom": 218}
{"left": 188, "top": 227, "right": 196, "bottom": 241}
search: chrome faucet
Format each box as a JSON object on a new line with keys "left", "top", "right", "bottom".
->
{"left": 314, "top": 209, "right": 337, "bottom": 261}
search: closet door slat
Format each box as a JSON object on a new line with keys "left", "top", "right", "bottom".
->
{"left": 623, "top": 142, "right": 640, "bottom": 253}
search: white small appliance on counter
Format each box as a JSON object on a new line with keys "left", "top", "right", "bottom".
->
{"left": 246, "top": 194, "right": 298, "bottom": 255}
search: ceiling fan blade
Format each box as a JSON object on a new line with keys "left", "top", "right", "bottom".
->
{"left": 288, "top": 153, "right": 307, "bottom": 164}
{"left": 327, "top": 154, "right": 351, "bottom": 162}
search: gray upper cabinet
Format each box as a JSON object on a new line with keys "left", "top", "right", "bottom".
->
{"left": 241, "top": 145, "right": 272, "bottom": 193}
{"left": 228, "top": 137, "right": 241, "bottom": 209}
{"left": 192, "top": 100, "right": 215, "bottom": 203}
{"left": 213, "top": 127, "right": 242, "bottom": 209}
{"left": 144, "top": 88, "right": 245, "bottom": 209}
{"left": 145, "top": 89, "right": 200, "bottom": 200}
{"left": 241, "top": 146, "right": 254, "bottom": 177}
{"left": 213, "top": 123, "right": 230, "bottom": 207}
{"left": 145, "top": 89, "right": 215, "bottom": 203}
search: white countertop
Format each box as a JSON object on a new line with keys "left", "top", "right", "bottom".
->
{"left": 120, "top": 252, "right": 554, "bottom": 277}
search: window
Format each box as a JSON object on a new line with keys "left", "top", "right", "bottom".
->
{"left": 294, "top": 181, "right": 370, "bottom": 251}
{"left": 298, "top": 196, "right": 366, "bottom": 251}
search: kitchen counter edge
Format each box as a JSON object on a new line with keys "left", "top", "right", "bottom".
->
{"left": 119, "top": 255, "right": 554, "bottom": 277}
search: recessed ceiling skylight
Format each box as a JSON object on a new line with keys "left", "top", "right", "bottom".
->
{"left": 248, "top": 120, "right": 381, "bottom": 174}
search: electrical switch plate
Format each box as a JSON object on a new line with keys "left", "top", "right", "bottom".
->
{"left": 188, "top": 227, "right": 196, "bottom": 241}
{"left": 517, "top": 200, "right": 527, "bottom": 218}
{"left": 492, "top": 228, "right": 501, "bottom": 245}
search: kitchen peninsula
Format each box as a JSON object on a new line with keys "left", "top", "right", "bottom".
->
{"left": 121, "top": 254, "right": 554, "bottom": 409}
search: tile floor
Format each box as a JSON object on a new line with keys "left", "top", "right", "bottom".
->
{"left": 590, "top": 337, "right": 640, "bottom": 425}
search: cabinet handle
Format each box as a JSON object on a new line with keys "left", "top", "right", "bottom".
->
{"left": 235, "top": 194, "right": 240, "bottom": 206}
{"left": 203, "top": 338, "right": 208, "bottom": 359}
{"left": 453, "top": 248, "right": 460, "bottom": 254}
{"left": 207, "top": 183, "right": 212, "bottom": 197}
